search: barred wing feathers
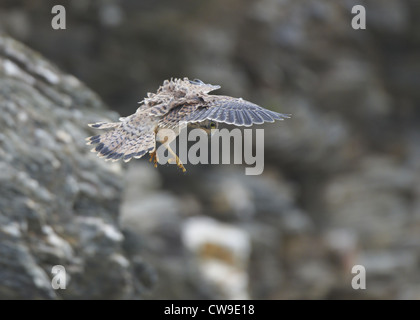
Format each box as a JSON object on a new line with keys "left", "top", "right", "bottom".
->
{"left": 184, "top": 96, "right": 290, "bottom": 126}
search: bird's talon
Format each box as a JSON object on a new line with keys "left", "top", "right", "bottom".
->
{"left": 177, "top": 163, "right": 186, "bottom": 172}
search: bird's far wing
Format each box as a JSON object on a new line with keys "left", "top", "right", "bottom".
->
{"left": 184, "top": 96, "right": 290, "bottom": 126}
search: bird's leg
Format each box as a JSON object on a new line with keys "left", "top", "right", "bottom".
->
{"left": 149, "top": 151, "right": 158, "bottom": 168}
{"left": 163, "top": 143, "right": 186, "bottom": 172}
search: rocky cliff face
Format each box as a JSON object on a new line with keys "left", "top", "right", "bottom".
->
{"left": 0, "top": 35, "right": 152, "bottom": 299}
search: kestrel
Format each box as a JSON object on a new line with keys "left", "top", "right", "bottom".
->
{"left": 86, "top": 78, "right": 290, "bottom": 171}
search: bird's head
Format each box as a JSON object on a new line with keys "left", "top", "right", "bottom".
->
{"left": 188, "top": 78, "right": 221, "bottom": 94}
{"left": 189, "top": 120, "right": 218, "bottom": 136}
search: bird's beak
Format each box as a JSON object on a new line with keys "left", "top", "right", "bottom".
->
{"left": 210, "top": 129, "right": 218, "bottom": 137}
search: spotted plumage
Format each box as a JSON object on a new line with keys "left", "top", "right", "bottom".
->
{"left": 86, "top": 77, "right": 290, "bottom": 171}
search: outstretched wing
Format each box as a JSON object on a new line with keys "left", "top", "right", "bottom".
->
{"left": 163, "top": 96, "right": 290, "bottom": 127}
{"left": 86, "top": 112, "right": 157, "bottom": 162}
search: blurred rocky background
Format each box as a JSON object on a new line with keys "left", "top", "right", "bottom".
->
{"left": 0, "top": 0, "right": 419, "bottom": 299}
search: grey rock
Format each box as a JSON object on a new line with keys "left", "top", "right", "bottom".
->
{"left": 0, "top": 35, "right": 150, "bottom": 299}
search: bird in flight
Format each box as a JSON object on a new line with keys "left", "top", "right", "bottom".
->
{"left": 86, "top": 78, "right": 290, "bottom": 172}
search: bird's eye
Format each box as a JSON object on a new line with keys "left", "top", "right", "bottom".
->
{"left": 210, "top": 122, "right": 217, "bottom": 129}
